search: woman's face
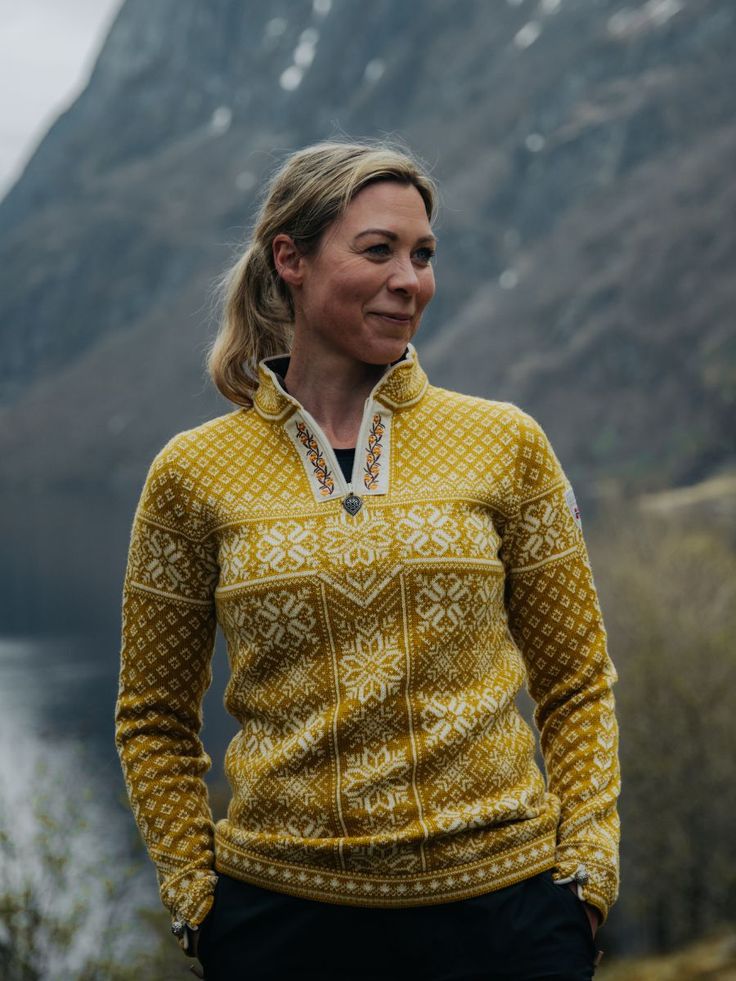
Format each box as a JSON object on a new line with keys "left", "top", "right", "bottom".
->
{"left": 281, "top": 180, "right": 436, "bottom": 366}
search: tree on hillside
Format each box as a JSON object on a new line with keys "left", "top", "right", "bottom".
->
{"left": 589, "top": 505, "right": 736, "bottom": 953}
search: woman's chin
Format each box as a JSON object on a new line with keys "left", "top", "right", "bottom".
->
{"left": 361, "top": 326, "right": 416, "bottom": 361}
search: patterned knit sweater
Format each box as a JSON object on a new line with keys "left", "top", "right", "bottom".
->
{"left": 114, "top": 341, "right": 621, "bottom": 933}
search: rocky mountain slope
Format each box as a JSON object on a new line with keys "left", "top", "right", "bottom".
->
{"left": 1, "top": 0, "right": 734, "bottom": 495}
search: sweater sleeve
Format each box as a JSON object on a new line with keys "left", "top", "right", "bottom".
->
{"left": 114, "top": 438, "right": 220, "bottom": 928}
{"left": 499, "top": 408, "right": 621, "bottom": 926}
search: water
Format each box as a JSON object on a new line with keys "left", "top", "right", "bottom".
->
{"left": 0, "top": 631, "right": 234, "bottom": 977}
{"left": 0, "top": 634, "right": 116, "bottom": 746}
{"left": 0, "top": 629, "right": 234, "bottom": 811}
{"left": 0, "top": 635, "right": 154, "bottom": 974}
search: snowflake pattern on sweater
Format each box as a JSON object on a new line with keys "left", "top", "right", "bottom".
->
{"left": 114, "top": 342, "right": 620, "bottom": 931}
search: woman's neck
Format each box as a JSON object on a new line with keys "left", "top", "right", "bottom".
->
{"left": 282, "top": 339, "right": 394, "bottom": 449}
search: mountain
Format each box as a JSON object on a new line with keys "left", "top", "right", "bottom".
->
{"left": 1, "top": 0, "right": 734, "bottom": 496}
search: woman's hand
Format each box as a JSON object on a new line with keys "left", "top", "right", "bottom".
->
{"left": 568, "top": 883, "right": 600, "bottom": 938}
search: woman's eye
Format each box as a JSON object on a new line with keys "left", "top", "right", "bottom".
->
{"left": 365, "top": 244, "right": 435, "bottom": 263}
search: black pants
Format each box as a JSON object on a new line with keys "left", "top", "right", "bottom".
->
{"left": 196, "top": 869, "right": 599, "bottom": 981}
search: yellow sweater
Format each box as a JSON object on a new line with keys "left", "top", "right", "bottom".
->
{"left": 115, "top": 342, "right": 620, "bottom": 933}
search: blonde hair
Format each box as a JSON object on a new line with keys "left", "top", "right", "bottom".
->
{"left": 206, "top": 139, "right": 438, "bottom": 407}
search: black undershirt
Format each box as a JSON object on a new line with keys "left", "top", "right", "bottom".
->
{"left": 332, "top": 446, "right": 356, "bottom": 482}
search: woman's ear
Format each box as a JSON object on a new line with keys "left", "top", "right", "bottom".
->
{"left": 273, "top": 234, "right": 305, "bottom": 288}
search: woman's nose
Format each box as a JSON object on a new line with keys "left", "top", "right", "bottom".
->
{"left": 387, "top": 256, "right": 421, "bottom": 294}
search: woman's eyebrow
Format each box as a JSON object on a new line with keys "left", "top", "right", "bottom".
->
{"left": 353, "top": 228, "right": 438, "bottom": 245}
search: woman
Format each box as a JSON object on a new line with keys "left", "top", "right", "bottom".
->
{"left": 115, "top": 140, "right": 620, "bottom": 980}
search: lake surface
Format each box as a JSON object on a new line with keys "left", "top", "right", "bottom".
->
{"left": 0, "top": 630, "right": 235, "bottom": 795}
{"left": 0, "top": 629, "right": 237, "bottom": 972}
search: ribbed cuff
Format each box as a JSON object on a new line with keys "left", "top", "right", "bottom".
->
{"left": 159, "top": 864, "right": 219, "bottom": 928}
{"left": 553, "top": 851, "right": 618, "bottom": 926}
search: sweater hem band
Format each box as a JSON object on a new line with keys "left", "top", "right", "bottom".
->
{"left": 213, "top": 829, "right": 558, "bottom": 907}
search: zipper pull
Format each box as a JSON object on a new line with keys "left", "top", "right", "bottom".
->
{"left": 342, "top": 483, "right": 363, "bottom": 515}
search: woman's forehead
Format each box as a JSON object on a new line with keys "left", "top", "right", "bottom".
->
{"left": 339, "top": 182, "right": 433, "bottom": 234}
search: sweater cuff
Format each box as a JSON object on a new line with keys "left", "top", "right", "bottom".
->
{"left": 159, "top": 863, "right": 219, "bottom": 929}
{"left": 552, "top": 851, "right": 618, "bottom": 927}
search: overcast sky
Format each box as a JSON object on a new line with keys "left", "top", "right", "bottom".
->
{"left": 0, "top": 0, "right": 123, "bottom": 200}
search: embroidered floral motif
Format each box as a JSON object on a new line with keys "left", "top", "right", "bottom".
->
{"left": 295, "top": 422, "right": 335, "bottom": 497}
{"left": 363, "top": 413, "right": 385, "bottom": 490}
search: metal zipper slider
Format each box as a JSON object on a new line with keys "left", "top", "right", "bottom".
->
{"left": 342, "top": 483, "right": 363, "bottom": 515}
{"left": 342, "top": 493, "right": 363, "bottom": 515}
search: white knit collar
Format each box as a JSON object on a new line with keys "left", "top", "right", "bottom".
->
{"left": 252, "top": 343, "right": 428, "bottom": 506}
{"left": 253, "top": 342, "right": 426, "bottom": 419}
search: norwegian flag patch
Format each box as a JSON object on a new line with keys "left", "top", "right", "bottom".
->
{"left": 564, "top": 485, "right": 582, "bottom": 530}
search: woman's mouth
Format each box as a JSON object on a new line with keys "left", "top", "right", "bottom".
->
{"left": 369, "top": 312, "right": 413, "bottom": 324}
